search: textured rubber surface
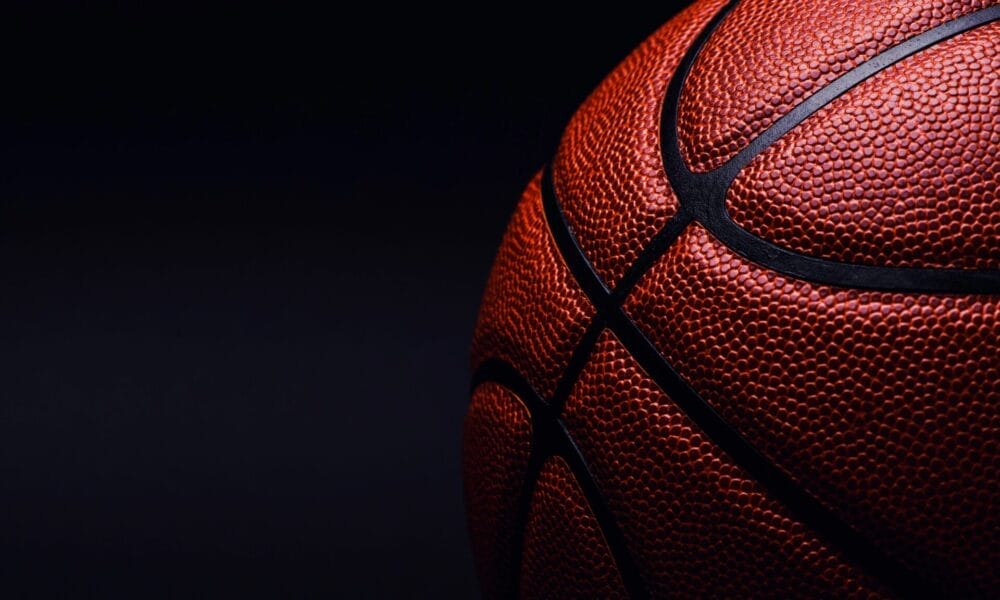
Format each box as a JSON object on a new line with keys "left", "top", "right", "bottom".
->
{"left": 519, "top": 457, "right": 628, "bottom": 599}
{"left": 465, "top": 1, "right": 1000, "bottom": 597}
{"left": 462, "top": 383, "right": 533, "bottom": 598}
{"left": 727, "top": 22, "right": 1000, "bottom": 270}
{"left": 678, "top": 0, "right": 992, "bottom": 173}
{"left": 563, "top": 329, "right": 886, "bottom": 598}
{"left": 624, "top": 224, "right": 1000, "bottom": 597}
{"left": 470, "top": 172, "right": 594, "bottom": 399}
{"left": 553, "top": 0, "right": 728, "bottom": 288}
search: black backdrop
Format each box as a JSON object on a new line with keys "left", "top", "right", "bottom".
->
{"left": 2, "top": 4, "right": 686, "bottom": 597}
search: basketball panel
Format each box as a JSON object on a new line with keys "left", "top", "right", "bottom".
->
{"left": 470, "top": 172, "right": 595, "bottom": 399}
{"left": 519, "top": 456, "right": 628, "bottom": 599}
{"left": 462, "top": 383, "right": 533, "bottom": 599}
{"left": 623, "top": 224, "right": 1000, "bottom": 595}
{"left": 562, "top": 329, "right": 888, "bottom": 598}
{"left": 727, "top": 22, "right": 1000, "bottom": 270}
{"left": 677, "top": 0, "right": 993, "bottom": 173}
{"left": 552, "top": 0, "right": 727, "bottom": 288}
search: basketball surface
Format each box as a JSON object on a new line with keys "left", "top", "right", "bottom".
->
{"left": 464, "top": 1, "right": 1000, "bottom": 597}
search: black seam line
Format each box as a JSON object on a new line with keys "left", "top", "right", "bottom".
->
{"left": 541, "top": 167, "right": 613, "bottom": 309}
{"left": 549, "top": 316, "right": 605, "bottom": 413}
{"left": 608, "top": 0, "right": 739, "bottom": 300}
{"left": 603, "top": 308, "right": 936, "bottom": 599}
{"left": 659, "top": 3, "right": 1000, "bottom": 295}
{"left": 542, "top": 166, "right": 697, "bottom": 309}
{"left": 556, "top": 417, "right": 648, "bottom": 600}
{"left": 612, "top": 208, "right": 694, "bottom": 302}
{"left": 471, "top": 359, "right": 650, "bottom": 600}
{"left": 470, "top": 360, "right": 548, "bottom": 600}
{"left": 473, "top": 4, "right": 999, "bottom": 597}
{"left": 542, "top": 155, "right": 939, "bottom": 599}
{"left": 722, "top": 4, "right": 1000, "bottom": 178}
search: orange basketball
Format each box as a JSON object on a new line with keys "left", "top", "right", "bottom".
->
{"left": 464, "top": 1, "right": 999, "bottom": 597}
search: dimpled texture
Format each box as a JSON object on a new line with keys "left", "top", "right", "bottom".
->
{"left": 471, "top": 172, "right": 595, "bottom": 398}
{"left": 462, "top": 383, "right": 532, "bottom": 599}
{"left": 467, "top": 2, "right": 1000, "bottom": 597}
{"left": 678, "top": 0, "right": 993, "bottom": 173}
{"left": 552, "top": 0, "right": 727, "bottom": 287}
{"left": 561, "top": 330, "right": 886, "bottom": 598}
{"left": 624, "top": 224, "right": 1000, "bottom": 596}
{"left": 519, "top": 456, "right": 628, "bottom": 600}
{"left": 727, "top": 23, "right": 1000, "bottom": 269}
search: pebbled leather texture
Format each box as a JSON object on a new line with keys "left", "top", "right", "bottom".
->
{"left": 727, "top": 22, "right": 1000, "bottom": 269}
{"left": 462, "top": 383, "right": 533, "bottom": 598}
{"left": 623, "top": 224, "right": 1000, "bottom": 597}
{"left": 678, "top": 0, "right": 993, "bottom": 173}
{"left": 470, "top": 172, "right": 594, "bottom": 399}
{"left": 518, "top": 457, "right": 628, "bottom": 599}
{"left": 465, "top": 0, "right": 1000, "bottom": 597}
{"left": 553, "top": 0, "right": 728, "bottom": 288}
{"left": 562, "top": 329, "right": 887, "bottom": 598}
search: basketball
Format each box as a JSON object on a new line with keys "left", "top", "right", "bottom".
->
{"left": 464, "top": 0, "right": 999, "bottom": 597}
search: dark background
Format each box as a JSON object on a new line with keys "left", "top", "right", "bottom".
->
{"left": 1, "top": 4, "right": 686, "bottom": 597}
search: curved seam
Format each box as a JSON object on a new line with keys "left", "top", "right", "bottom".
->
{"left": 542, "top": 157, "right": 935, "bottom": 598}
{"left": 657, "top": 3, "right": 1000, "bottom": 294}
{"left": 469, "top": 3, "right": 999, "bottom": 599}
{"left": 471, "top": 359, "right": 650, "bottom": 599}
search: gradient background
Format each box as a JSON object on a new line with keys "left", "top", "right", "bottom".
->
{"left": 2, "top": 4, "right": 685, "bottom": 597}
